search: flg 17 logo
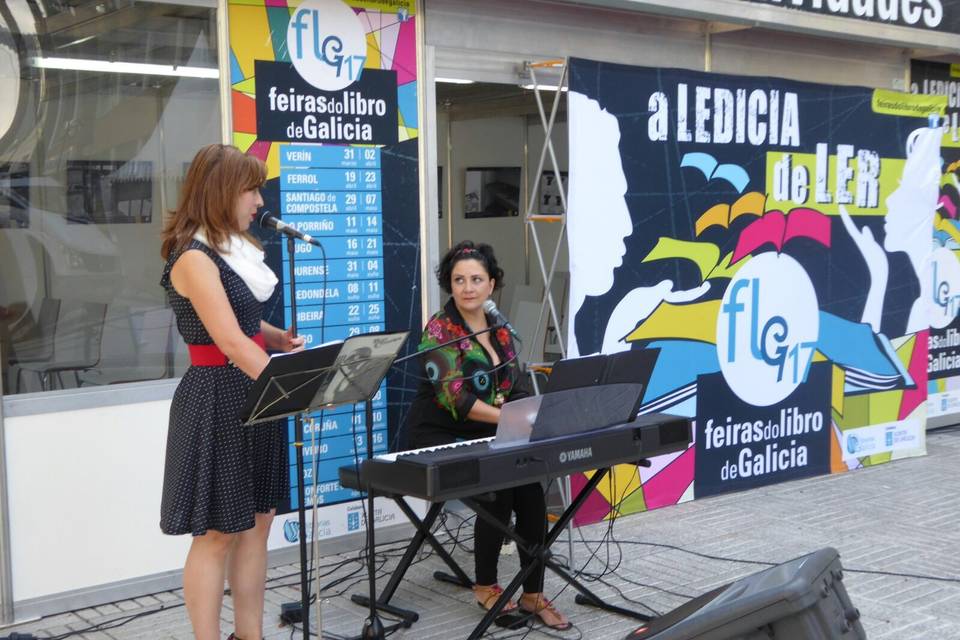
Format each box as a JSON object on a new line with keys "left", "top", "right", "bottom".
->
{"left": 930, "top": 246, "right": 960, "bottom": 329}
{"left": 716, "top": 253, "right": 819, "bottom": 406}
{"left": 288, "top": 0, "right": 367, "bottom": 91}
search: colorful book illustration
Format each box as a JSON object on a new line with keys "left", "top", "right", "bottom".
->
{"left": 731, "top": 207, "right": 831, "bottom": 263}
{"left": 938, "top": 170, "right": 959, "bottom": 218}
{"left": 680, "top": 152, "right": 750, "bottom": 194}
{"left": 934, "top": 212, "right": 960, "bottom": 247}
{"left": 694, "top": 191, "right": 766, "bottom": 236}
{"left": 816, "top": 312, "right": 913, "bottom": 394}
{"left": 636, "top": 339, "right": 719, "bottom": 406}
{"left": 624, "top": 300, "right": 721, "bottom": 346}
{"left": 642, "top": 237, "right": 742, "bottom": 282}
{"left": 638, "top": 381, "right": 697, "bottom": 416}
{"left": 938, "top": 194, "right": 957, "bottom": 219}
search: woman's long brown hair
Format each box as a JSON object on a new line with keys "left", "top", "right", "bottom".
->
{"left": 161, "top": 144, "right": 267, "bottom": 260}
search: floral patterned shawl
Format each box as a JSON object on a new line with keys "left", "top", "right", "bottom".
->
{"left": 419, "top": 297, "right": 521, "bottom": 421}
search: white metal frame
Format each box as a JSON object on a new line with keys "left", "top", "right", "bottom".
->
{"left": 522, "top": 59, "right": 569, "bottom": 388}
{"left": 521, "top": 59, "right": 578, "bottom": 562}
{"left": 0, "top": 340, "right": 13, "bottom": 626}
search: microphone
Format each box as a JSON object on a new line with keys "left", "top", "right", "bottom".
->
{"left": 256, "top": 210, "right": 322, "bottom": 247}
{"left": 482, "top": 299, "right": 520, "bottom": 340}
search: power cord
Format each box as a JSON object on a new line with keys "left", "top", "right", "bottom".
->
{"left": 12, "top": 474, "right": 958, "bottom": 640}
{"left": 578, "top": 538, "right": 960, "bottom": 584}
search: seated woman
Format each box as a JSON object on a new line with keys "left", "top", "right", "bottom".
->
{"left": 404, "top": 240, "right": 570, "bottom": 630}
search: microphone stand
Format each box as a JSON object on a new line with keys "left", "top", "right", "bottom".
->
{"left": 286, "top": 235, "right": 312, "bottom": 640}
{"left": 279, "top": 221, "right": 402, "bottom": 640}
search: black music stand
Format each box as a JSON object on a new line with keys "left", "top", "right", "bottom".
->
{"left": 243, "top": 330, "right": 409, "bottom": 640}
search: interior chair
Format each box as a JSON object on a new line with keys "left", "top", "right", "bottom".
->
{"left": 17, "top": 300, "right": 107, "bottom": 391}
{"left": 7, "top": 297, "right": 61, "bottom": 392}
{"left": 78, "top": 305, "right": 175, "bottom": 386}
{"left": 74, "top": 303, "right": 138, "bottom": 386}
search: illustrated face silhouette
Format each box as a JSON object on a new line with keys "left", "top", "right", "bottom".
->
{"left": 568, "top": 91, "right": 633, "bottom": 299}
{"left": 884, "top": 127, "right": 940, "bottom": 258}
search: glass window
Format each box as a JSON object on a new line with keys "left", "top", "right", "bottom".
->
{"left": 0, "top": 0, "right": 220, "bottom": 394}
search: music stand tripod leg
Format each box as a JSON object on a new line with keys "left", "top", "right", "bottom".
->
{"left": 351, "top": 498, "right": 449, "bottom": 624}
{"left": 360, "top": 399, "right": 385, "bottom": 640}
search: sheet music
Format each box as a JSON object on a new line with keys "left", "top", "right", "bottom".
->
{"left": 244, "top": 330, "right": 407, "bottom": 424}
{"left": 269, "top": 338, "right": 343, "bottom": 358}
{"left": 315, "top": 332, "right": 408, "bottom": 405}
{"left": 490, "top": 395, "right": 543, "bottom": 448}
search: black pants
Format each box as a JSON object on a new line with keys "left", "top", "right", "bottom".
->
{"left": 474, "top": 483, "right": 547, "bottom": 593}
{"left": 408, "top": 429, "right": 547, "bottom": 593}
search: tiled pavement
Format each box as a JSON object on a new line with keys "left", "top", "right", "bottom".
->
{"left": 4, "top": 426, "right": 960, "bottom": 639}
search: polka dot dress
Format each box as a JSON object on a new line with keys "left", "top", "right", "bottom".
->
{"left": 159, "top": 240, "right": 287, "bottom": 536}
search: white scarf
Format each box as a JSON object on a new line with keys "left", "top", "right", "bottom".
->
{"left": 192, "top": 231, "right": 278, "bottom": 302}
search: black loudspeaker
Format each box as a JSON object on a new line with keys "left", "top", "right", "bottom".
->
{"left": 625, "top": 547, "right": 865, "bottom": 640}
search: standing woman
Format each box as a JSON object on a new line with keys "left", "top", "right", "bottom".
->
{"left": 404, "top": 240, "right": 570, "bottom": 630}
{"left": 159, "top": 144, "right": 303, "bottom": 640}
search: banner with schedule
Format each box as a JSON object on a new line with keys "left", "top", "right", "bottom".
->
{"left": 565, "top": 58, "right": 934, "bottom": 524}
{"left": 228, "top": 0, "right": 421, "bottom": 540}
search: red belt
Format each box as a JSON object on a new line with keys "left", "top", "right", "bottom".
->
{"left": 188, "top": 332, "right": 266, "bottom": 366}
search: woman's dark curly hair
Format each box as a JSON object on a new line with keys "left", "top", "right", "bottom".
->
{"left": 436, "top": 240, "right": 504, "bottom": 294}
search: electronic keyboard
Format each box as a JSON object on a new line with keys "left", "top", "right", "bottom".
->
{"left": 339, "top": 413, "right": 691, "bottom": 502}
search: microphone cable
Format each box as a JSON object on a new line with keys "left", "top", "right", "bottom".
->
{"left": 258, "top": 209, "right": 329, "bottom": 345}
{"left": 392, "top": 343, "right": 525, "bottom": 386}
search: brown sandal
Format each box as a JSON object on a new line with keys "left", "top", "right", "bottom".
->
{"left": 518, "top": 593, "right": 571, "bottom": 630}
{"left": 473, "top": 583, "right": 518, "bottom": 613}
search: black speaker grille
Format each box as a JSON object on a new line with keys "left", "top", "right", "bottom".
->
{"left": 436, "top": 460, "right": 479, "bottom": 491}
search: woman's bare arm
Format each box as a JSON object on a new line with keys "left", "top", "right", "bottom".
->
{"left": 260, "top": 321, "right": 306, "bottom": 353}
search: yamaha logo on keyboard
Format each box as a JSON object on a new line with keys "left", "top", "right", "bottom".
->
{"left": 559, "top": 447, "right": 593, "bottom": 464}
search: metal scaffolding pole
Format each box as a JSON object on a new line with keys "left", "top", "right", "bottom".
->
{"left": 522, "top": 59, "right": 575, "bottom": 564}
{"left": 0, "top": 342, "right": 15, "bottom": 626}
{"left": 523, "top": 59, "right": 569, "bottom": 367}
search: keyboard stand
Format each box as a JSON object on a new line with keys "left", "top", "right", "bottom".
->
{"left": 346, "top": 460, "right": 657, "bottom": 639}
{"left": 459, "top": 464, "right": 653, "bottom": 640}
{"left": 350, "top": 496, "right": 474, "bottom": 624}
